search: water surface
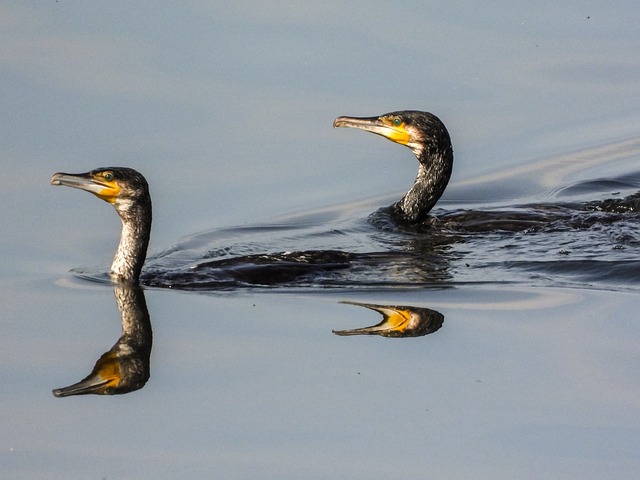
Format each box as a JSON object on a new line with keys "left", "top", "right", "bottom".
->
{"left": 2, "top": 2, "right": 640, "bottom": 479}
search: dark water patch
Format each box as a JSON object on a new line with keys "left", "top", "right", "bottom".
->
{"left": 499, "top": 259, "right": 640, "bottom": 285}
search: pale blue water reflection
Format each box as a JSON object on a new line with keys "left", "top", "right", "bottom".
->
{"left": 4, "top": 282, "right": 640, "bottom": 478}
{"left": 2, "top": 1, "right": 640, "bottom": 479}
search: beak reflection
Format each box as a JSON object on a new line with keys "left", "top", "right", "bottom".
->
{"left": 53, "top": 283, "right": 152, "bottom": 397}
{"left": 334, "top": 300, "right": 444, "bottom": 338}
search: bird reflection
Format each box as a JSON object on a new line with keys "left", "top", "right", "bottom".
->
{"left": 334, "top": 301, "right": 444, "bottom": 338}
{"left": 53, "top": 283, "right": 152, "bottom": 397}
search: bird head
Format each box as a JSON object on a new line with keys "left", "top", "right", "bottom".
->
{"left": 334, "top": 110, "right": 451, "bottom": 160}
{"left": 51, "top": 167, "right": 150, "bottom": 216}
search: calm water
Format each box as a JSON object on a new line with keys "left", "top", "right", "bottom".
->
{"left": 2, "top": 2, "right": 640, "bottom": 479}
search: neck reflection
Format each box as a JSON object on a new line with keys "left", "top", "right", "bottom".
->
{"left": 53, "top": 283, "right": 152, "bottom": 397}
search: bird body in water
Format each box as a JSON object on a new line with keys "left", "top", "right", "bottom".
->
{"left": 50, "top": 113, "right": 640, "bottom": 291}
{"left": 334, "top": 111, "right": 454, "bottom": 225}
{"left": 50, "top": 166, "right": 358, "bottom": 287}
{"left": 51, "top": 167, "right": 151, "bottom": 283}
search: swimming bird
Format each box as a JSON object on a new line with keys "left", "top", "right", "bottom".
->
{"left": 51, "top": 167, "right": 151, "bottom": 283}
{"left": 334, "top": 110, "right": 453, "bottom": 225}
{"left": 50, "top": 166, "right": 356, "bottom": 289}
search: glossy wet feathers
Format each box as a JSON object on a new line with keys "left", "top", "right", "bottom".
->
{"left": 334, "top": 110, "right": 454, "bottom": 225}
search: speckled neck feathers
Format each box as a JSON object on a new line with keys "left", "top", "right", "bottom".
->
{"left": 111, "top": 194, "right": 152, "bottom": 283}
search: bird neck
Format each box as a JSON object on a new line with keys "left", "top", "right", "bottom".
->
{"left": 396, "top": 147, "right": 453, "bottom": 223}
{"left": 111, "top": 200, "right": 151, "bottom": 283}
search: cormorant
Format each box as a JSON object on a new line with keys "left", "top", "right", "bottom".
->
{"left": 334, "top": 110, "right": 453, "bottom": 225}
{"left": 50, "top": 166, "right": 355, "bottom": 288}
{"left": 51, "top": 167, "right": 151, "bottom": 283}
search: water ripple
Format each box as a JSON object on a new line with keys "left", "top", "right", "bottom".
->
{"left": 71, "top": 169, "right": 640, "bottom": 293}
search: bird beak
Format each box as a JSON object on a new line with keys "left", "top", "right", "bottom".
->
{"left": 333, "top": 115, "right": 411, "bottom": 146}
{"left": 51, "top": 171, "right": 120, "bottom": 204}
{"left": 52, "top": 352, "right": 122, "bottom": 397}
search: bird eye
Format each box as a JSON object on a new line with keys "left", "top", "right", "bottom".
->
{"left": 103, "top": 172, "right": 114, "bottom": 182}
{"left": 393, "top": 117, "right": 403, "bottom": 127}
